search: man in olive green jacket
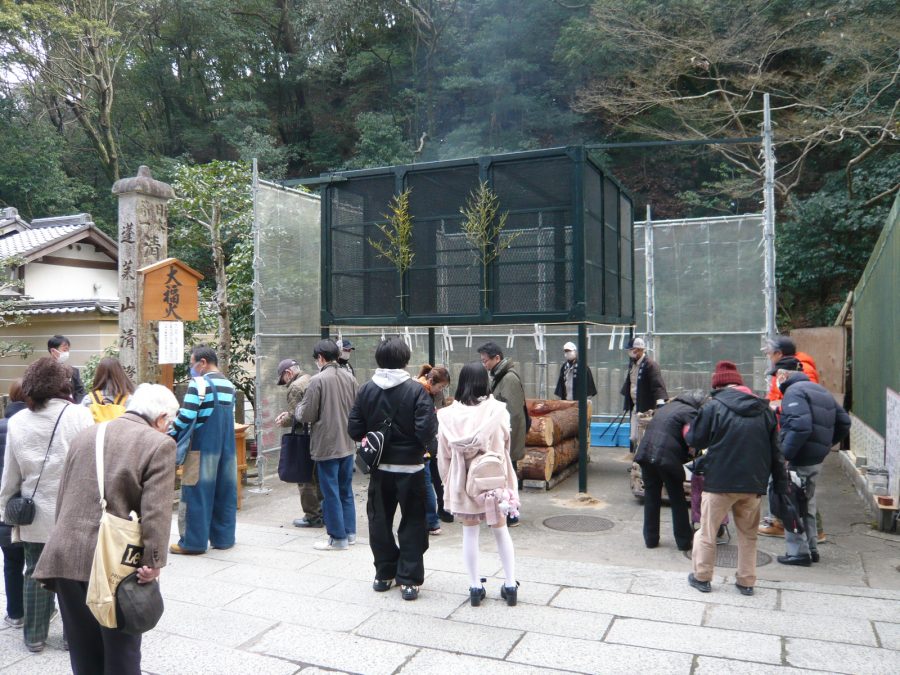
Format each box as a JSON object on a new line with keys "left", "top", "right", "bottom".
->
{"left": 478, "top": 341, "right": 526, "bottom": 526}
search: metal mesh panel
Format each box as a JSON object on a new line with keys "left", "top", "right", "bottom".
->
{"left": 634, "top": 214, "right": 767, "bottom": 395}
{"left": 493, "top": 158, "right": 573, "bottom": 314}
{"left": 408, "top": 166, "right": 481, "bottom": 316}
{"left": 330, "top": 176, "right": 397, "bottom": 317}
{"left": 254, "top": 182, "right": 322, "bottom": 452}
{"left": 853, "top": 195, "right": 900, "bottom": 438}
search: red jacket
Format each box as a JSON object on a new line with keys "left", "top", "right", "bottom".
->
{"left": 767, "top": 351, "right": 819, "bottom": 402}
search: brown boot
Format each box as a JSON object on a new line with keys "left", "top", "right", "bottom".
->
{"left": 758, "top": 516, "right": 784, "bottom": 537}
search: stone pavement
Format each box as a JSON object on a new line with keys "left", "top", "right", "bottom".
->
{"left": 0, "top": 449, "right": 897, "bottom": 673}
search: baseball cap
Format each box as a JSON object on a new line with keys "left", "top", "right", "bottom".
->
{"left": 627, "top": 337, "right": 646, "bottom": 350}
{"left": 276, "top": 359, "right": 296, "bottom": 384}
{"left": 563, "top": 341, "right": 576, "bottom": 352}
{"left": 338, "top": 339, "right": 354, "bottom": 352}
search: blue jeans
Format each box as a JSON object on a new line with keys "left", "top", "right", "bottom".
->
{"left": 423, "top": 461, "right": 440, "bottom": 530}
{"left": 317, "top": 455, "right": 356, "bottom": 541}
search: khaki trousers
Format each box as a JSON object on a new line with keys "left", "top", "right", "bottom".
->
{"left": 692, "top": 492, "right": 761, "bottom": 587}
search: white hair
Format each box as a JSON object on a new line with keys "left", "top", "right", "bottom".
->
{"left": 127, "top": 383, "right": 179, "bottom": 421}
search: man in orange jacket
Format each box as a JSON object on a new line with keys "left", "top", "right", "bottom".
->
{"left": 759, "top": 335, "right": 826, "bottom": 541}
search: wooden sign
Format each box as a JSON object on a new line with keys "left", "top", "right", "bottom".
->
{"left": 139, "top": 258, "right": 204, "bottom": 321}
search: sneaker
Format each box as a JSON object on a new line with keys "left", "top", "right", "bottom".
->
{"left": 817, "top": 531, "right": 827, "bottom": 543}
{"left": 25, "top": 641, "right": 45, "bottom": 653}
{"left": 313, "top": 536, "right": 348, "bottom": 551}
{"left": 3, "top": 616, "right": 23, "bottom": 628}
{"left": 429, "top": 527, "right": 442, "bottom": 536}
{"left": 688, "top": 573, "right": 712, "bottom": 593}
{"left": 758, "top": 520, "right": 784, "bottom": 537}
{"left": 401, "top": 585, "right": 419, "bottom": 601}
{"left": 348, "top": 533, "right": 357, "bottom": 545}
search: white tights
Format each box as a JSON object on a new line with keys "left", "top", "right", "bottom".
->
{"left": 462, "top": 524, "right": 516, "bottom": 588}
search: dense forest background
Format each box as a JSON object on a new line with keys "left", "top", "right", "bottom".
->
{"left": 1, "top": 0, "right": 897, "bottom": 328}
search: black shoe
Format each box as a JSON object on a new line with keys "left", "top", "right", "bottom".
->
{"left": 777, "top": 554, "right": 812, "bottom": 567}
{"left": 438, "top": 510, "right": 455, "bottom": 523}
{"left": 293, "top": 517, "right": 324, "bottom": 528}
{"left": 645, "top": 540, "right": 659, "bottom": 549}
{"left": 810, "top": 551, "right": 820, "bottom": 563}
{"left": 372, "top": 579, "right": 393, "bottom": 592}
{"left": 735, "top": 583, "right": 754, "bottom": 596}
{"left": 401, "top": 585, "right": 419, "bottom": 601}
{"left": 688, "top": 573, "right": 711, "bottom": 593}
{"left": 469, "top": 585, "right": 486, "bottom": 607}
{"left": 677, "top": 542, "right": 693, "bottom": 552}
{"left": 506, "top": 515, "right": 520, "bottom": 528}
{"left": 501, "top": 581, "right": 520, "bottom": 606}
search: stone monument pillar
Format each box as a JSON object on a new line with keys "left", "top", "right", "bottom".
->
{"left": 112, "top": 166, "right": 174, "bottom": 384}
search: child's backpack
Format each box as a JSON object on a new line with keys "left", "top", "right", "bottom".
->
{"left": 89, "top": 391, "right": 127, "bottom": 423}
{"left": 465, "top": 452, "right": 508, "bottom": 499}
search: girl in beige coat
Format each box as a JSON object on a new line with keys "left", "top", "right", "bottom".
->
{"left": 437, "top": 362, "right": 520, "bottom": 607}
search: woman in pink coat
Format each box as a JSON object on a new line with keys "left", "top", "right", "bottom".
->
{"left": 437, "top": 362, "right": 520, "bottom": 606}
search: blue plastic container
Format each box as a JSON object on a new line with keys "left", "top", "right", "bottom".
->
{"left": 591, "top": 422, "right": 631, "bottom": 447}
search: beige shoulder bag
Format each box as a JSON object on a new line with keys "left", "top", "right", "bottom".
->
{"left": 86, "top": 422, "right": 145, "bottom": 628}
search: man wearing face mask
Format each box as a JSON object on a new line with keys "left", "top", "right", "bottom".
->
{"left": 48, "top": 335, "right": 86, "bottom": 402}
{"left": 620, "top": 337, "right": 668, "bottom": 451}
{"left": 168, "top": 345, "right": 238, "bottom": 555}
{"left": 554, "top": 341, "right": 597, "bottom": 401}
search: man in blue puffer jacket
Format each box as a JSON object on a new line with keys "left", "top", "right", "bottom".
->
{"left": 775, "top": 369, "right": 851, "bottom": 567}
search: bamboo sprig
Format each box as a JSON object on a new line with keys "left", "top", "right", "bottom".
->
{"left": 460, "top": 181, "right": 519, "bottom": 304}
{"left": 370, "top": 188, "right": 415, "bottom": 274}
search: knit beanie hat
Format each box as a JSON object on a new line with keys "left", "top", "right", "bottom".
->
{"left": 711, "top": 361, "right": 744, "bottom": 389}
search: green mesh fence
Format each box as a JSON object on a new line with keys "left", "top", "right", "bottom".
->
{"left": 852, "top": 194, "right": 900, "bottom": 438}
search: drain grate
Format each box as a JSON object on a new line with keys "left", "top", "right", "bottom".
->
{"left": 543, "top": 515, "right": 614, "bottom": 533}
{"left": 683, "top": 544, "right": 772, "bottom": 568}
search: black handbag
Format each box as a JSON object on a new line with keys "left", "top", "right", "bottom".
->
{"left": 356, "top": 388, "right": 405, "bottom": 473}
{"left": 3, "top": 406, "right": 67, "bottom": 526}
{"left": 278, "top": 423, "right": 314, "bottom": 483}
{"left": 115, "top": 572, "right": 164, "bottom": 635}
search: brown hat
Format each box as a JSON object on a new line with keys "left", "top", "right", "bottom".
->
{"left": 711, "top": 360, "right": 744, "bottom": 389}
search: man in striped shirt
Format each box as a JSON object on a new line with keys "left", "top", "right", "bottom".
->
{"left": 169, "top": 345, "right": 238, "bottom": 554}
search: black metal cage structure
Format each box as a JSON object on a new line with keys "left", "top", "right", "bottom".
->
{"left": 321, "top": 146, "right": 634, "bottom": 327}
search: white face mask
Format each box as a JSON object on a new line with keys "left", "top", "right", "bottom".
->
{"left": 55, "top": 350, "right": 70, "bottom": 364}
{"left": 564, "top": 351, "right": 576, "bottom": 362}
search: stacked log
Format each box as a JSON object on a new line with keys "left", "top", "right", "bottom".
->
{"left": 519, "top": 399, "right": 592, "bottom": 480}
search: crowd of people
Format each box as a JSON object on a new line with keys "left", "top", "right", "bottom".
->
{"left": 0, "top": 330, "right": 851, "bottom": 672}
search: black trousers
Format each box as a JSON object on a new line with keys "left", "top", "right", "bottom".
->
{"left": 642, "top": 462, "right": 693, "bottom": 549}
{"left": 367, "top": 468, "right": 429, "bottom": 586}
{"left": 56, "top": 578, "right": 142, "bottom": 675}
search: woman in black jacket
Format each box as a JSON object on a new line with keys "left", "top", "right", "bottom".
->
{"left": 635, "top": 390, "right": 705, "bottom": 550}
{"left": 348, "top": 339, "right": 437, "bottom": 602}
{"left": 0, "top": 380, "right": 27, "bottom": 628}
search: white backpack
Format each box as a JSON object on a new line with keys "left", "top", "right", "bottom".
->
{"left": 465, "top": 452, "right": 508, "bottom": 498}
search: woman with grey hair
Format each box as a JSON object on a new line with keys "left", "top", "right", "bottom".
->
{"left": 34, "top": 384, "right": 178, "bottom": 674}
{"left": 0, "top": 356, "right": 94, "bottom": 653}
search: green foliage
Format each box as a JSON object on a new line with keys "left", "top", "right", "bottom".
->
{"left": 348, "top": 113, "right": 414, "bottom": 169}
{"left": 370, "top": 188, "right": 415, "bottom": 275}
{"left": 777, "top": 153, "right": 900, "bottom": 326}
{"left": 460, "top": 182, "right": 519, "bottom": 307}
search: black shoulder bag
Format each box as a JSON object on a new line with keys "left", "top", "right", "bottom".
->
{"left": 278, "top": 420, "right": 314, "bottom": 484}
{"left": 4, "top": 405, "right": 67, "bottom": 526}
{"left": 356, "top": 385, "right": 405, "bottom": 474}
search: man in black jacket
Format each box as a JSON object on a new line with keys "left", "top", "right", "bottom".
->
{"left": 348, "top": 338, "right": 437, "bottom": 601}
{"left": 554, "top": 342, "right": 597, "bottom": 401}
{"left": 685, "top": 361, "right": 787, "bottom": 596}
{"left": 620, "top": 337, "right": 668, "bottom": 451}
{"left": 775, "top": 369, "right": 851, "bottom": 566}
{"left": 635, "top": 390, "right": 705, "bottom": 551}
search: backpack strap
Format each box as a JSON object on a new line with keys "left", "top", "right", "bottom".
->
{"left": 113, "top": 393, "right": 126, "bottom": 406}
{"left": 91, "top": 390, "right": 103, "bottom": 405}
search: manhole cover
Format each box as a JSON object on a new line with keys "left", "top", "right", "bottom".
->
{"left": 543, "top": 515, "right": 614, "bottom": 533}
{"left": 682, "top": 544, "right": 772, "bottom": 568}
